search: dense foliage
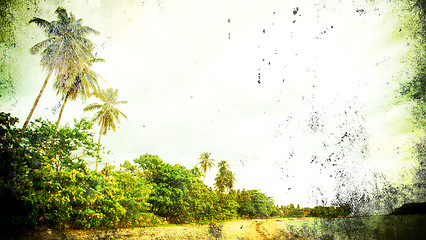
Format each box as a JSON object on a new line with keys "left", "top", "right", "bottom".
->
{"left": 236, "top": 189, "right": 277, "bottom": 218}
{"left": 0, "top": 113, "right": 157, "bottom": 232}
{"left": 0, "top": 112, "right": 352, "bottom": 233}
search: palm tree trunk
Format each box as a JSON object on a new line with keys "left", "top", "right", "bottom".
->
{"left": 21, "top": 69, "right": 54, "bottom": 133}
{"left": 96, "top": 127, "right": 102, "bottom": 172}
{"left": 55, "top": 92, "right": 69, "bottom": 130}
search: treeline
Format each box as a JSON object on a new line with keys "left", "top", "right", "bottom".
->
{"left": 279, "top": 204, "right": 352, "bottom": 218}
{"left": 0, "top": 112, "right": 352, "bottom": 232}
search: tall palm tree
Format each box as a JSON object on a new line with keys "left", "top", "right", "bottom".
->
{"left": 55, "top": 58, "right": 104, "bottom": 129}
{"left": 198, "top": 152, "right": 215, "bottom": 182}
{"left": 84, "top": 88, "right": 127, "bottom": 171}
{"left": 22, "top": 7, "right": 98, "bottom": 132}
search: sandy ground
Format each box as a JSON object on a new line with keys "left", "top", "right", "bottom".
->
{"left": 14, "top": 219, "right": 310, "bottom": 240}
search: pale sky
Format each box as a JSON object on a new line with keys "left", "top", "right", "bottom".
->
{"left": 1, "top": 0, "right": 421, "bottom": 212}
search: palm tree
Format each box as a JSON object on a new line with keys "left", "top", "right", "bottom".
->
{"left": 22, "top": 7, "right": 98, "bottom": 132}
{"left": 217, "top": 160, "right": 230, "bottom": 172}
{"left": 214, "top": 160, "right": 235, "bottom": 193}
{"left": 198, "top": 152, "right": 215, "bottom": 182}
{"left": 84, "top": 88, "right": 127, "bottom": 171}
{"left": 55, "top": 58, "right": 104, "bottom": 129}
{"left": 224, "top": 170, "right": 236, "bottom": 192}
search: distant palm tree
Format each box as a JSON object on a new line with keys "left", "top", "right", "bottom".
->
{"left": 55, "top": 58, "right": 104, "bottom": 129}
{"left": 225, "top": 170, "right": 236, "bottom": 192}
{"left": 215, "top": 160, "right": 235, "bottom": 193}
{"left": 214, "top": 174, "right": 227, "bottom": 193}
{"left": 84, "top": 88, "right": 127, "bottom": 171}
{"left": 198, "top": 152, "right": 215, "bottom": 182}
{"left": 22, "top": 7, "right": 98, "bottom": 132}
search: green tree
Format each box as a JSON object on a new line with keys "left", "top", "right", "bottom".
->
{"left": 84, "top": 88, "right": 127, "bottom": 171}
{"left": 235, "top": 189, "right": 275, "bottom": 218}
{"left": 135, "top": 154, "right": 194, "bottom": 222}
{"left": 21, "top": 118, "right": 98, "bottom": 172}
{"left": 134, "top": 154, "right": 229, "bottom": 223}
{"left": 197, "top": 152, "right": 215, "bottom": 182}
{"left": 114, "top": 162, "right": 155, "bottom": 227}
{"left": 22, "top": 7, "right": 99, "bottom": 132}
{"left": 214, "top": 160, "right": 235, "bottom": 194}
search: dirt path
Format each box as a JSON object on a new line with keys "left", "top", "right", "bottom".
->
{"left": 254, "top": 220, "right": 310, "bottom": 240}
{"left": 15, "top": 219, "right": 310, "bottom": 240}
{"left": 255, "top": 221, "right": 269, "bottom": 239}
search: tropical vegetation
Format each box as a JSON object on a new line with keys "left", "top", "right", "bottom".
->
{"left": 0, "top": 111, "right": 353, "bottom": 234}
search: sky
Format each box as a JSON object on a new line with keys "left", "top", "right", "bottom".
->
{"left": 1, "top": 0, "right": 423, "bottom": 213}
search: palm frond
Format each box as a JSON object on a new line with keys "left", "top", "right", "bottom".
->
{"left": 94, "top": 111, "right": 105, "bottom": 124}
{"left": 55, "top": 7, "right": 69, "bottom": 24}
{"left": 116, "top": 100, "right": 128, "bottom": 105}
{"left": 30, "top": 37, "right": 57, "bottom": 54}
{"left": 116, "top": 109, "right": 128, "bottom": 120}
{"left": 83, "top": 103, "right": 103, "bottom": 111}
{"left": 91, "top": 58, "right": 105, "bottom": 64}
{"left": 78, "top": 26, "right": 100, "bottom": 36}
{"left": 108, "top": 117, "right": 116, "bottom": 132}
{"left": 29, "top": 17, "right": 52, "bottom": 29}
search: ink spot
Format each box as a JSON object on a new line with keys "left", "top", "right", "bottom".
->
{"left": 293, "top": 7, "right": 299, "bottom": 15}
{"left": 356, "top": 9, "right": 365, "bottom": 15}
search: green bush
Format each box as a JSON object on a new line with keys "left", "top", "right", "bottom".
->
{"left": 236, "top": 189, "right": 275, "bottom": 218}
